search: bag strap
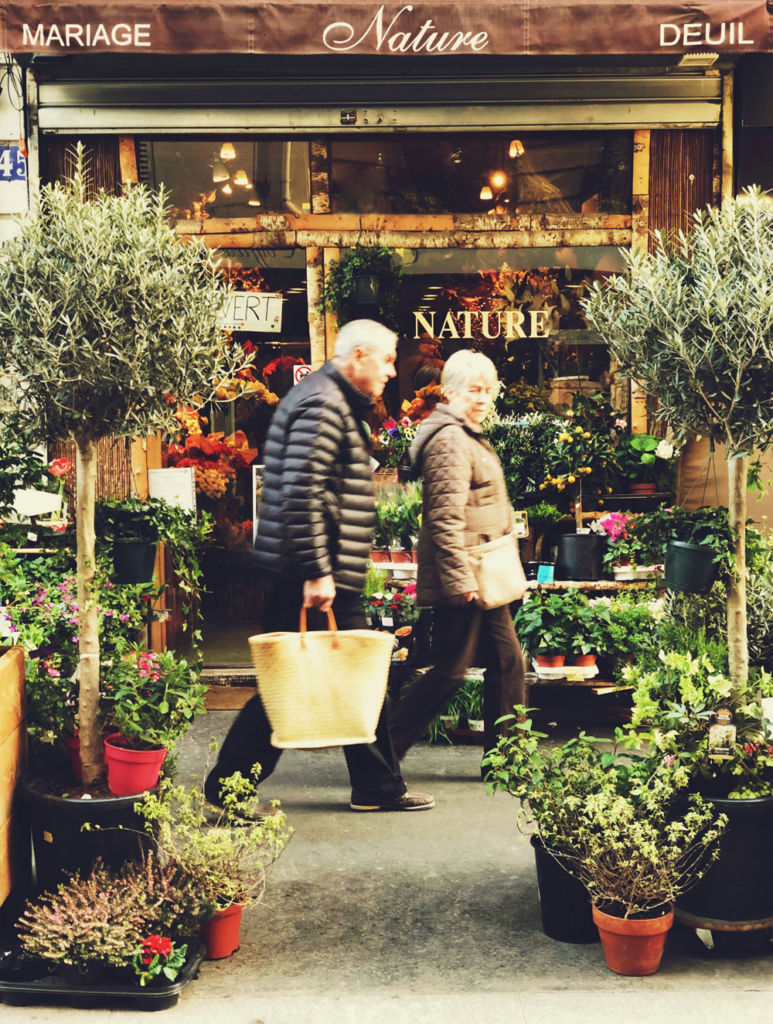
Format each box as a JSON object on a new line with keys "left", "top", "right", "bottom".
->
{"left": 298, "top": 606, "right": 339, "bottom": 648}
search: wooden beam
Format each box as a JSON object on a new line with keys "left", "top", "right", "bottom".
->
{"left": 721, "top": 70, "right": 734, "bottom": 204}
{"left": 629, "top": 129, "right": 652, "bottom": 433}
{"left": 323, "top": 246, "right": 339, "bottom": 359}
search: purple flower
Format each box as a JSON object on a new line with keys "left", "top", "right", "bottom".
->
{"left": 119, "top": 613, "right": 130, "bottom": 623}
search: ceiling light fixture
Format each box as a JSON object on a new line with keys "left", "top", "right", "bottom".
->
{"left": 222, "top": 183, "right": 233, "bottom": 195}
{"left": 219, "top": 142, "right": 236, "bottom": 161}
{"left": 509, "top": 139, "right": 525, "bottom": 159}
{"left": 212, "top": 160, "right": 229, "bottom": 183}
{"left": 479, "top": 185, "right": 493, "bottom": 201}
{"left": 491, "top": 171, "right": 507, "bottom": 189}
{"left": 233, "top": 169, "right": 250, "bottom": 187}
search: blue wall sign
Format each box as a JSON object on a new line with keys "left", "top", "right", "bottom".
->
{"left": 0, "top": 146, "right": 27, "bottom": 181}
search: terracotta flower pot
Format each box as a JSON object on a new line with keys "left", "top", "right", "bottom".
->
{"left": 630, "top": 482, "right": 656, "bottom": 495}
{"left": 592, "top": 904, "right": 673, "bottom": 976}
{"left": 536, "top": 654, "right": 565, "bottom": 668}
{"left": 103, "top": 733, "right": 167, "bottom": 797}
{"left": 370, "top": 548, "right": 391, "bottom": 563}
{"left": 570, "top": 653, "right": 597, "bottom": 667}
{"left": 201, "top": 903, "right": 244, "bottom": 959}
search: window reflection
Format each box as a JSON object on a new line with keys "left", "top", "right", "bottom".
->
{"left": 137, "top": 139, "right": 311, "bottom": 218}
{"left": 331, "top": 132, "right": 632, "bottom": 215}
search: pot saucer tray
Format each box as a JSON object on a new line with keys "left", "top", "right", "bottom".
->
{"left": 531, "top": 662, "right": 599, "bottom": 682}
{"left": 0, "top": 943, "right": 205, "bottom": 1011}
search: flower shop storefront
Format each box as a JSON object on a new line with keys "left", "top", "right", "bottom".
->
{"left": 21, "top": 4, "right": 773, "bottom": 656}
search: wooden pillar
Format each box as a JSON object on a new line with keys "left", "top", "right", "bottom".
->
{"left": 0, "top": 648, "right": 27, "bottom": 908}
{"left": 306, "top": 245, "right": 326, "bottom": 368}
{"left": 322, "top": 247, "right": 340, "bottom": 360}
{"left": 721, "top": 70, "right": 734, "bottom": 204}
{"left": 627, "top": 129, "right": 651, "bottom": 432}
{"left": 118, "top": 137, "right": 139, "bottom": 186}
{"left": 129, "top": 435, "right": 166, "bottom": 650}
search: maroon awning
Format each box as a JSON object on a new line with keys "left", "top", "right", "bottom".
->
{"left": 4, "top": 1, "right": 772, "bottom": 56}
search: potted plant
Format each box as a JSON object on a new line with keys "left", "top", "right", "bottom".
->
{"left": 0, "top": 147, "right": 246, "bottom": 788}
{"left": 320, "top": 244, "right": 403, "bottom": 330}
{"left": 623, "top": 649, "right": 773, "bottom": 931}
{"left": 373, "top": 483, "right": 422, "bottom": 560}
{"left": 136, "top": 767, "right": 292, "bottom": 960}
{"left": 664, "top": 505, "right": 736, "bottom": 595}
{"left": 375, "top": 416, "right": 418, "bottom": 479}
{"left": 5, "top": 852, "right": 206, "bottom": 1006}
{"left": 614, "top": 433, "right": 680, "bottom": 494}
{"left": 519, "top": 501, "right": 564, "bottom": 578}
{"left": 596, "top": 511, "right": 662, "bottom": 579}
{"left": 513, "top": 590, "right": 577, "bottom": 667}
{"left": 101, "top": 646, "right": 208, "bottom": 796}
{"left": 584, "top": 188, "right": 773, "bottom": 693}
{"left": 484, "top": 711, "right": 726, "bottom": 973}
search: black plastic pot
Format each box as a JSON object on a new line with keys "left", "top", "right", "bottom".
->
{"left": 17, "top": 771, "right": 153, "bottom": 893}
{"left": 0, "top": 943, "right": 204, "bottom": 1010}
{"left": 531, "top": 836, "right": 598, "bottom": 944}
{"left": 664, "top": 540, "right": 717, "bottom": 594}
{"left": 112, "top": 541, "right": 157, "bottom": 585}
{"left": 675, "top": 794, "right": 773, "bottom": 925}
{"left": 554, "top": 533, "right": 606, "bottom": 582}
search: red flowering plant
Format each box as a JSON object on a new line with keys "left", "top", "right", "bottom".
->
{"left": 132, "top": 934, "right": 188, "bottom": 987}
{"left": 101, "top": 645, "right": 208, "bottom": 751}
{"left": 366, "top": 581, "right": 419, "bottom": 629}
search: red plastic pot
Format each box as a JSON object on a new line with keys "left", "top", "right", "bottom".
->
{"left": 536, "top": 654, "right": 565, "bottom": 668}
{"left": 592, "top": 904, "right": 673, "bottom": 976}
{"left": 103, "top": 733, "right": 167, "bottom": 797}
{"left": 201, "top": 903, "right": 244, "bottom": 959}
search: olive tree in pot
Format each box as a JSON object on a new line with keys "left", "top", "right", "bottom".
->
{"left": 584, "top": 188, "right": 773, "bottom": 691}
{"left": 0, "top": 147, "right": 245, "bottom": 786}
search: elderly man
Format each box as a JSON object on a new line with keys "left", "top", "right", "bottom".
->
{"left": 206, "top": 319, "right": 433, "bottom": 813}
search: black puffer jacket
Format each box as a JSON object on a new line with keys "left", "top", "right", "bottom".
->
{"left": 254, "top": 361, "right": 376, "bottom": 592}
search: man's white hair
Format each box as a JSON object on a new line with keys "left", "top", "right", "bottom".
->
{"left": 334, "top": 319, "right": 398, "bottom": 361}
{"left": 441, "top": 349, "right": 499, "bottom": 393}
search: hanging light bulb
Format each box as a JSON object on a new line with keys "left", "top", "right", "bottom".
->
{"left": 248, "top": 198, "right": 261, "bottom": 207}
{"left": 376, "top": 151, "right": 384, "bottom": 166}
{"left": 479, "top": 185, "right": 493, "bottom": 201}
{"left": 233, "top": 169, "right": 250, "bottom": 187}
{"left": 509, "top": 139, "right": 525, "bottom": 159}
{"left": 491, "top": 171, "right": 507, "bottom": 190}
{"left": 222, "top": 183, "right": 233, "bottom": 195}
{"left": 219, "top": 142, "right": 236, "bottom": 161}
{"left": 212, "top": 160, "right": 229, "bottom": 183}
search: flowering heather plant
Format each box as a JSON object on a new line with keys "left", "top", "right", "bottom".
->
{"left": 132, "top": 935, "right": 188, "bottom": 987}
{"left": 101, "top": 646, "right": 207, "bottom": 750}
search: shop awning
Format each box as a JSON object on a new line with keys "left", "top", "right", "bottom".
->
{"left": 5, "top": 1, "right": 772, "bottom": 57}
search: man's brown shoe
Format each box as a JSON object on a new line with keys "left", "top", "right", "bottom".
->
{"left": 349, "top": 791, "right": 434, "bottom": 812}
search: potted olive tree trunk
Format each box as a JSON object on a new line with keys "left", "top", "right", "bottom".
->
{"left": 0, "top": 146, "right": 245, "bottom": 787}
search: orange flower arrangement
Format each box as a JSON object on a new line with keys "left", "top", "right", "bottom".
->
{"left": 401, "top": 383, "right": 444, "bottom": 423}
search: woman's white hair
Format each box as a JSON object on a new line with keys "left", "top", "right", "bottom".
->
{"left": 334, "top": 319, "right": 398, "bottom": 361}
{"left": 441, "top": 349, "right": 499, "bottom": 393}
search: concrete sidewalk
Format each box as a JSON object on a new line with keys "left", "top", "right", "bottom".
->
{"left": 5, "top": 711, "right": 772, "bottom": 1023}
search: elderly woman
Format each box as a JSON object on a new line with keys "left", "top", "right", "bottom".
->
{"left": 390, "top": 349, "right": 526, "bottom": 766}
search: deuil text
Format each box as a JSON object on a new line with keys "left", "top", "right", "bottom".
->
{"left": 659, "top": 22, "right": 754, "bottom": 47}
{"left": 413, "top": 309, "right": 551, "bottom": 341}
{"left": 323, "top": 5, "right": 489, "bottom": 54}
{"left": 22, "top": 23, "right": 151, "bottom": 48}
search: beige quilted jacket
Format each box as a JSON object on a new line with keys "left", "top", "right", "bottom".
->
{"left": 410, "top": 404, "right": 515, "bottom": 606}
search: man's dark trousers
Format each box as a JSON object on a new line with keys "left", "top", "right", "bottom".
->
{"left": 205, "top": 576, "right": 406, "bottom": 804}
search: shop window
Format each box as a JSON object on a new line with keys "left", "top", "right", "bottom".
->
{"left": 165, "top": 249, "right": 309, "bottom": 563}
{"left": 330, "top": 132, "right": 632, "bottom": 215}
{"left": 383, "top": 246, "right": 626, "bottom": 410}
{"left": 136, "top": 139, "right": 311, "bottom": 218}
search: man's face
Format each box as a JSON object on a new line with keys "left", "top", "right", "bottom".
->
{"left": 348, "top": 338, "right": 397, "bottom": 399}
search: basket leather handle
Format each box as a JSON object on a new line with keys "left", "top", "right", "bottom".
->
{"left": 298, "top": 606, "right": 338, "bottom": 647}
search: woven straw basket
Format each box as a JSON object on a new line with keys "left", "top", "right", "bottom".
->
{"left": 248, "top": 609, "right": 394, "bottom": 748}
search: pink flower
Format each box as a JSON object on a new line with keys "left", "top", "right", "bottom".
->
{"left": 48, "top": 457, "right": 72, "bottom": 477}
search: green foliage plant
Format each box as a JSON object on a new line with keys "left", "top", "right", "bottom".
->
{"left": 615, "top": 433, "right": 680, "bottom": 489}
{"left": 495, "top": 380, "right": 556, "bottom": 418}
{"left": 584, "top": 189, "right": 773, "bottom": 689}
{"left": 484, "top": 709, "right": 726, "bottom": 918}
{"left": 374, "top": 482, "right": 422, "bottom": 551}
{"left": 484, "top": 413, "right": 564, "bottom": 504}
{"left": 137, "top": 765, "right": 292, "bottom": 915}
{"left": 623, "top": 649, "right": 773, "bottom": 796}
{"left": 522, "top": 501, "right": 565, "bottom": 560}
{"left": 0, "top": 146, "right": 247, "bottom": 784}
{"left": 514, "top": 589, "right": 585, "bottom": 658}
{"left": 320, "top": 244, "right": 403, "bottom": 330}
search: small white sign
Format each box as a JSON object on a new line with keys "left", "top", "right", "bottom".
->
{"left": 12, "top": 488, "right": 62, "bottom": 518}
{"left": 148, "top": 467, "right": 197, "bottom": 513}
{"left": 220, "top": 291, "right": 283, "bottom": 333}
{"left": 293, "top": 364, "right": 312, "bottom": 385}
